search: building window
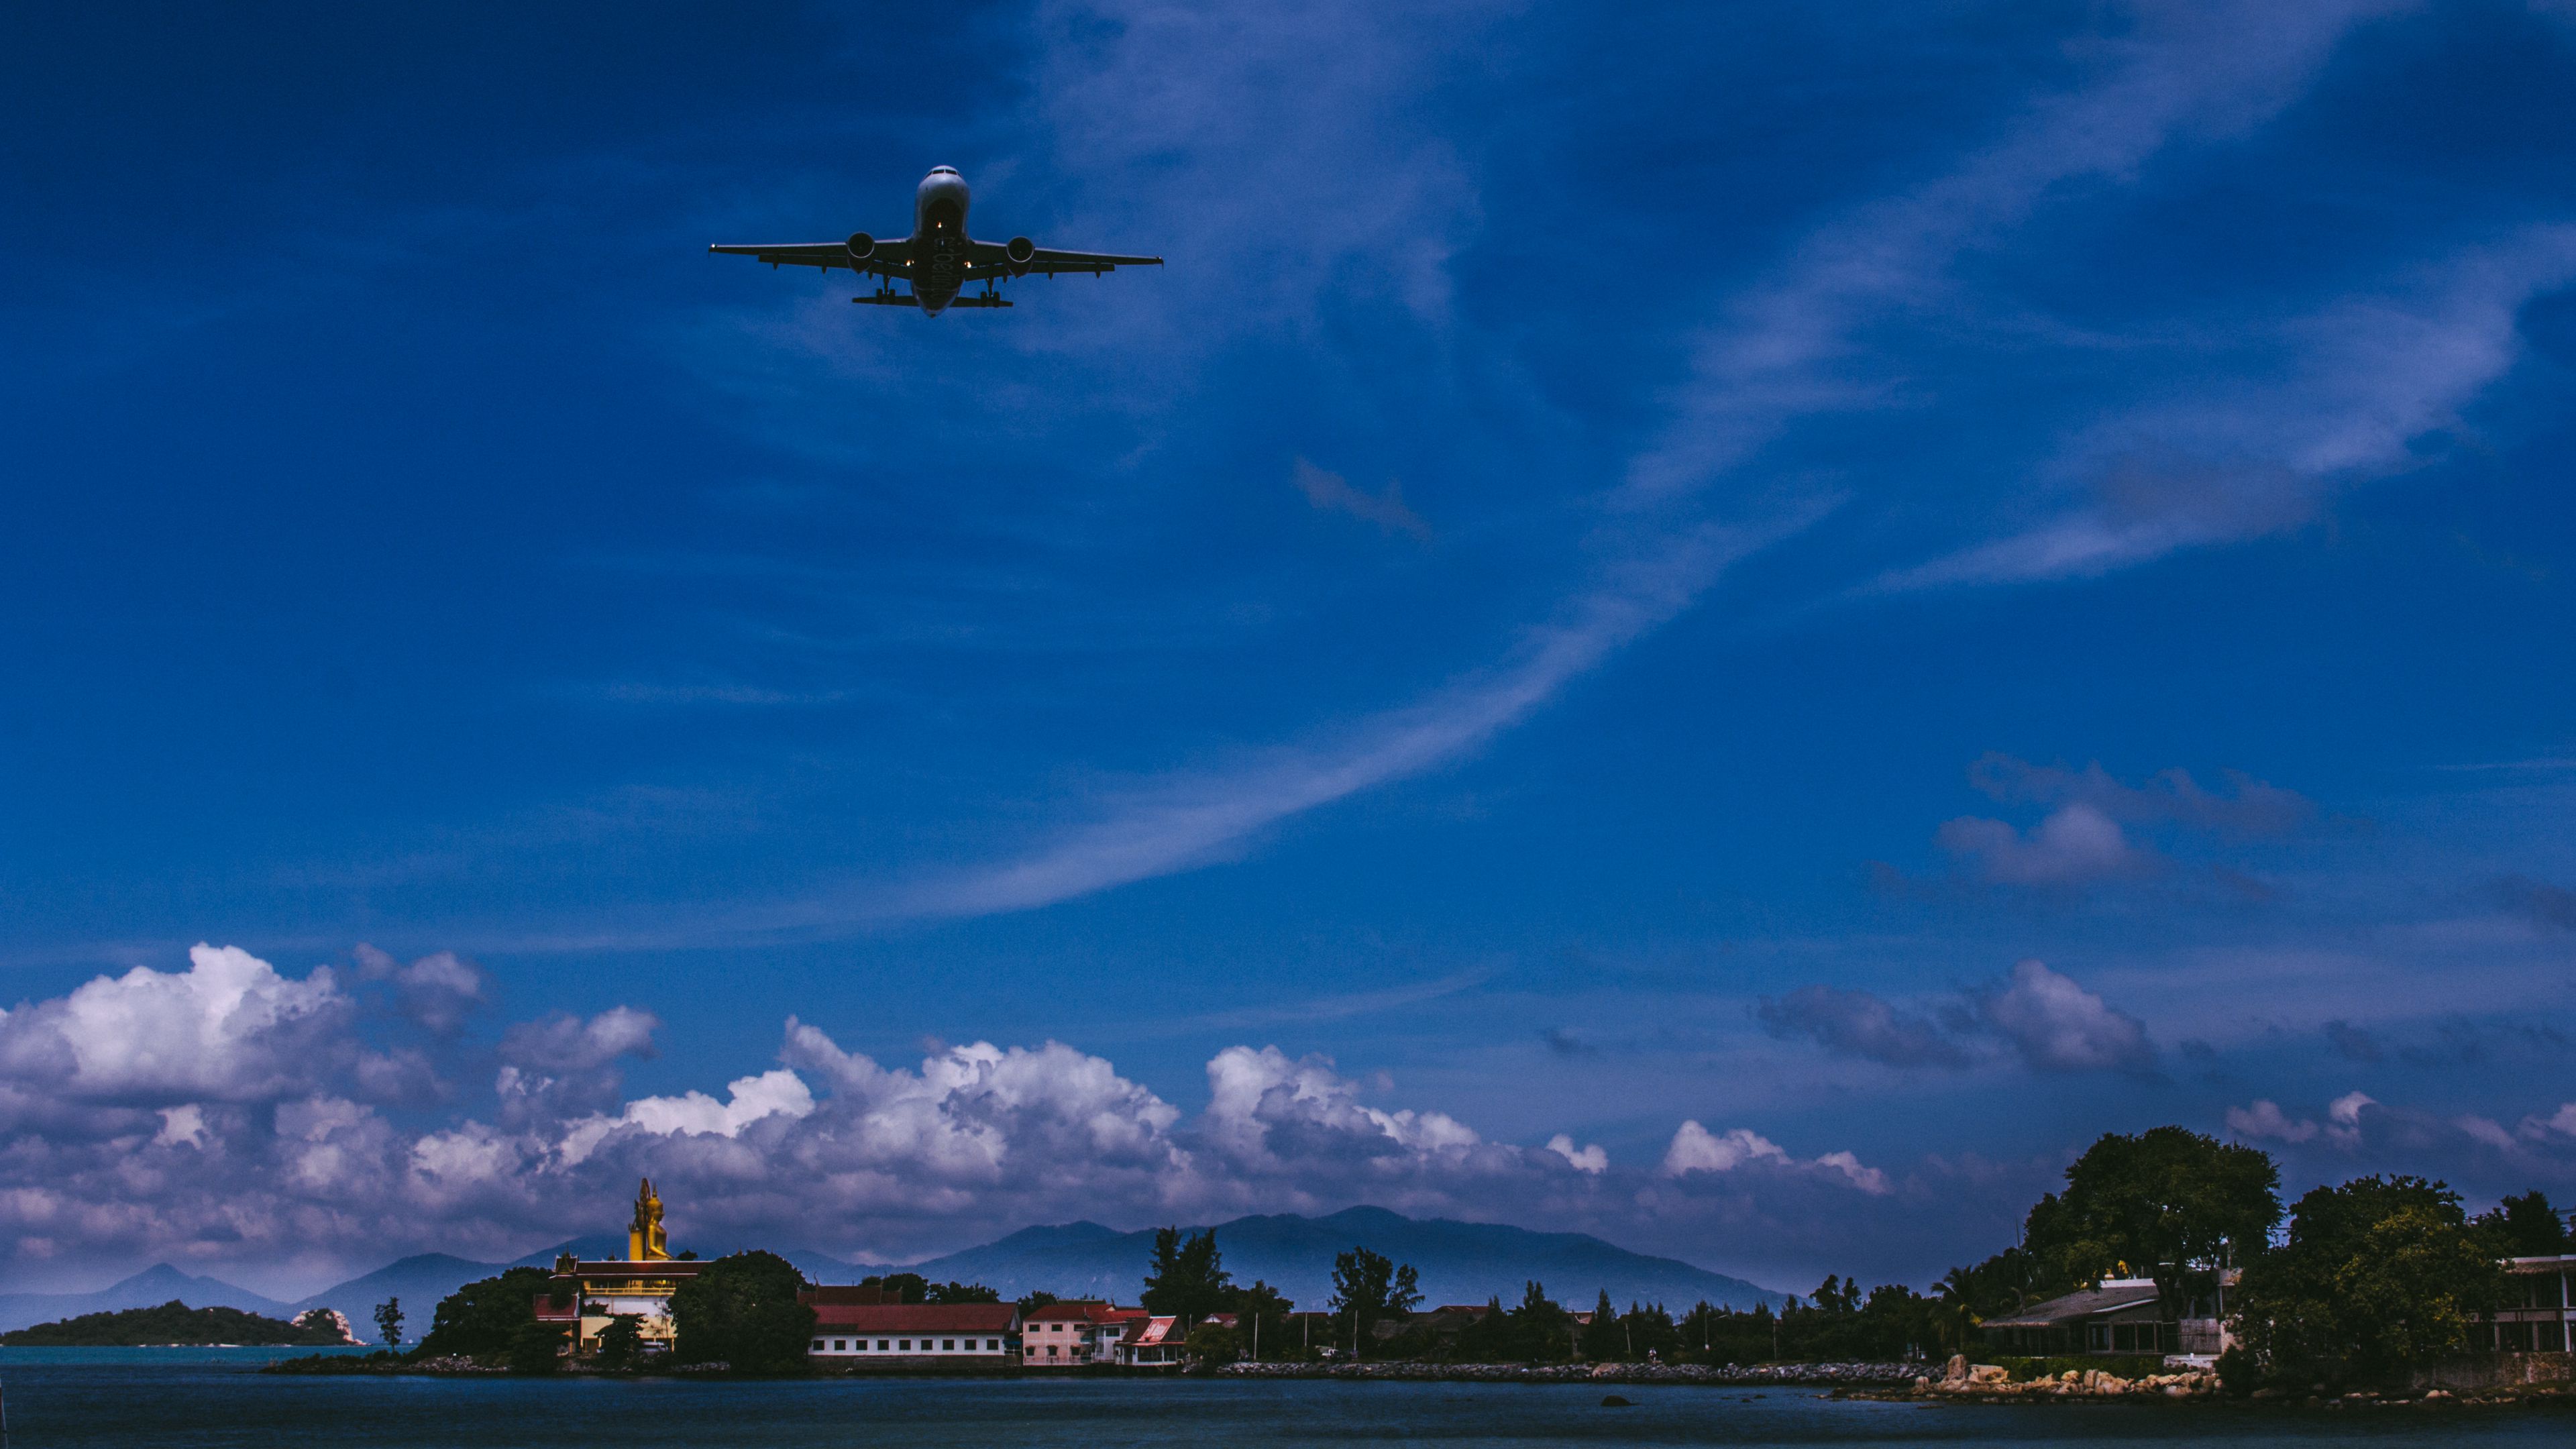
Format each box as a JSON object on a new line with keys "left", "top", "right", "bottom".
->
{"left": 1049, "top": 1346, "right": 1059, "bottom": 1358}
{"left": 811, "top": 1340, "right": 824, "bottom": 1350}
{"left": 986, "top": 1339, "right": 999, "bottom": 1350}
{"left": 899, "top": 1339, "right": 911, "bottom": 1351}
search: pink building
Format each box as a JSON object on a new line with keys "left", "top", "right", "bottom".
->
{"left": 1020, "top": 1301, "right": 1146, "bottom": 1366}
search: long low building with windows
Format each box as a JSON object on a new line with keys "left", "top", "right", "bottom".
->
{"left": 2484, "top": 1254, "right": 2573, "bottom": 1353}
{"left": 801, "top": 1290, "right": 1020, "bottom": 1362}
{"left": 1977, "top": 1277, "right": 2231, "bottom": 1359}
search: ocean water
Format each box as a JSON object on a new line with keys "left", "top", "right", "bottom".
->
{"left": 0, "top": 1350, "right": 2565, "bottom": 1447}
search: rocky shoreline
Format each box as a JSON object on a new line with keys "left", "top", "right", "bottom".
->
{"left": 1220, "top": 1360, "right": 1913, "bottom": 1386}
{"left": 259, "top": 1350, "right": 2576, "bottom": 1404}
{"left": 1844, "top": 1356, "right": 2575, "bottom": 1409}
{"left": 1225, "top": 1356, "right": 2576, "bottom": 1409}
{"left": 1887, "top": 1357, "right": 2218, "bottom": 1401}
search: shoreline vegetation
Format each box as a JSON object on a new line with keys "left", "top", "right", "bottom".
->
{"left": 122, "top": 1122, "right": 2576, "bottom": 1407}
{"left": 0, "top": 1299, "right": 353, "bottom": 1348}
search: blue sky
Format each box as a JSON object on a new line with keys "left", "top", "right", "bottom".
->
{"left": 3, "top": 0, "right": 2575, "bottom": 1297}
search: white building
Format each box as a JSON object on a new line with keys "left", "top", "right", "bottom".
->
{"left": 803, "top": 1297, "right": 1020, "bottom": 1361}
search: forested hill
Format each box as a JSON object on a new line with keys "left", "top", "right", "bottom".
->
{"left": 0, "top": 1299, "right": 347, "bottom": 1346}
{"left": 898, "top": 1206, "right": 1788, "bottom": 1311}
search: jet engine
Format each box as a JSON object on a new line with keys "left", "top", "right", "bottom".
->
{"left": 1006, "top": 235, "right": 1036, "bottom": 276}
{"left": 845, "top": 232, "right": 875, "bottom": 262}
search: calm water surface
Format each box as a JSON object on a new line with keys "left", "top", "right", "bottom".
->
{"left": 1, "top": 1350, "right": 2565, "bottom": 1447}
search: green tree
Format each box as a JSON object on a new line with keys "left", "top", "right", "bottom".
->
{"left": 669, "top": 1250, "right": 818, "bottom": 1374}
{"left": 1676, "top": 1300, "right": 1724, "bottom": 1360}
{"left": 1621, "top": 1301, "right": 1681, "bottom": 1362}
{"left": 2473, "top": 1190, "right": 2570, "bottom": 1257}
{"left": 506, "top": 1319, "right": 566, "bottom": 1374}
{"left": 594, "top": 1313, "right": 645, "bottom": 1372}
{"left": 926, "top": 1281, "right": 1002, "bottom": 1304}
{"left": 2233, "top": 1175, "right": 2508, "bottom": 1389}
{"left": 1578, "top": 1290, "right": 1624, "bottom": 1360}
{"left": 1141, "top": 1227, "right": 1234, "bottom": 1323}
{"left": 0, "top": 1301, "right": 340, "bottom": 1348}
{"left": 372, "top": 1297, "right": 404, "bottom": 1348}
{"left": 1017, "top": 1290, "right": 1061, "bottom": 1314}
{"left": 859, "top": 1272, "right": 929, "bottom": 1303}
{"left": 1184, "top": 1320, "right": 1242, "bottom": 1366}
{"left": 2042, "top": 1126, "right": 2281, "bottom": 1322}
{"left": 1810, "top": 1274, "right": 1860, "bottom": 1316}
{"left": 419, "top": 1267, "right": 556, "bottom": 1360}
{"left": 1502, "top": 1280, "right": 1574, "bottom": 1362}
{"left": 1454, "top": 1295, "right": 1513, "bottom": 1362}
{"left": 1232, "top": 1279, "right": 1293, "bottom": 1361}
{"left": 1328, "top": 1246, "right": 1421, "bottom": 1358}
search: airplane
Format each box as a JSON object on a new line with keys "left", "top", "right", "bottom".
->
{"left": 709, "top": 166, "right": 1162, "bottom": 316}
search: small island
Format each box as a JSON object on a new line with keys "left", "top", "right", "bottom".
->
{"left": 0, "top": 1300, "right": 352, "bottom": 1348}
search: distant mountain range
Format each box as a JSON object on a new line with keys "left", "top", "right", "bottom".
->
{"left": 0, "top": 1264, "right": 298, "bottom": 1335}
{"left": 898, "top": 1207, "right": 1788, "bottom": 1313}
{"left": 0, "top": 1240, "right": 614, "bottom": 1338}
{"left": 0, "top": 1208, "right": 1784, "bottom": 1336}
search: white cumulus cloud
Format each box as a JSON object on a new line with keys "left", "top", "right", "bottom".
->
{"left": 1660, "top": 1122, "right": 1889, "bottom": 1194}
{"left": 2225, "top": 1099, "right": 2318, "bottom": 1143}
{"left": 0, "top": 943, "right": 349, "bottom": 1105}
{"left": 1546, "top": 1134, "right": 1607, "bottom": 1175}
{"left": 1976, "top": 960, "right": 2156, "bottom": 1073}
{"left": 1937, "top": 803, "right": 2146, "bottom": 887}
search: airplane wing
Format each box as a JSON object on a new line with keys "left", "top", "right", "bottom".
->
{"left": 708, "top": 240, "right": 915, "bottom": 278}
{"left": 965, "top": 240, "right": 1163, "bottom": 276}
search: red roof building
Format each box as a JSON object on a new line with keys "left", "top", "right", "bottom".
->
{"left": 1118, "top": 1315, "right": 1186, "bottom": 1367}
{"left": 798, "top": 1290, "right": 1020, "bottom": 1361}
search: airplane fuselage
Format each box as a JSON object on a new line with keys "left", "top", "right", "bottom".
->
{"left": 909, "top": 166, "right": 973, "bottom": 315}
{"left": 709, "top": 168, "right": 1159, "bottom": 313}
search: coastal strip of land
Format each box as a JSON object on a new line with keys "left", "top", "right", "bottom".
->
{"left": 1220, "top": 1360, "right": 1909, "bottom": 1385}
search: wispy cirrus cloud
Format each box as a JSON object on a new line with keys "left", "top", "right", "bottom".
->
{"left": 1622, "top": 0, "right": 2418, "bottom": 508}
{"left": 1880, "top": 225, "right": 2576, "bottom": 589}
{"left": 896, "top": 518, "right": 1784, "bottom": 916}
{"left": 1293, "top": 458, "right": 1432, "bottom": 539}
{"left": 891, "top": 0, "right": 2412, "bottom": 922}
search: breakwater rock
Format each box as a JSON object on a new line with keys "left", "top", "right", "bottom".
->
{"left": 1220, "top": 1361, "right": 1915, "bottom": 1386}
{"left": 1900, "top": 1355, "right": 2216, "bottom": 1401}
{"left": 262, "top": 1352, "right": 502, "bottom": 1375}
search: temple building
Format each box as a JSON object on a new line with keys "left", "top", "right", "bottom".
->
{"left": 534, "top": 1177, "right": 706, "bottom": 1354}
